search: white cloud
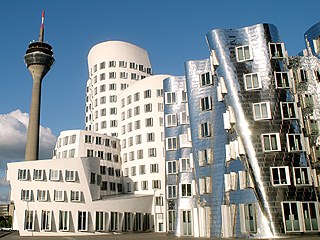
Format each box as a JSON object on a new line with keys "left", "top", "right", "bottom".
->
{"left": 0, "top": 109, "right": 57, "bottom": 202}
{"left": 0, "top": 109, "right": 57, "bottom": 161}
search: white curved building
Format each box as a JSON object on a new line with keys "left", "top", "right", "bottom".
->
{"left": 85, "top": 41, "right": 152, "bottom": 136}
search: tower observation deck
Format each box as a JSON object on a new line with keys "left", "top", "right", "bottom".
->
{"left": 24, "top": 11, "right": 55, "bottom": 161}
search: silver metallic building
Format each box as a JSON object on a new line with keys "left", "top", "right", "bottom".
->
{"left": 164, "top": 23, "right": 320, "bottom": 238}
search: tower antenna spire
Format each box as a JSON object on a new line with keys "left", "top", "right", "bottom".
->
{"left": 38, "top": 10, "right": 45, "bottom": 42}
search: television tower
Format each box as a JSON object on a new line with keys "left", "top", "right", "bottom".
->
{"left": 24, "top": 11, "right": 55, "bottom": 161}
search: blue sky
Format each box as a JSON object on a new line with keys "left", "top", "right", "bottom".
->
{"left": 0, "top": 0, "right": 320, "bottom": 201}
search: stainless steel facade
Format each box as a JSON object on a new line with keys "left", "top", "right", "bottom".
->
{"left": 165, "top": 23, "right": 320, "bottom": 238}
{"left": 305, "top": 21, "right": 320, "bottom": 58}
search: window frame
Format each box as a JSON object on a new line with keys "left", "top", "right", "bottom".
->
{"left": 270, "top": 166, "right": 291, "bottom": 186}
{"left": 236, "top": 45, "right": 253, "bottom": 62}
{"left": 253, "top": 102, "right": 272, "bottom": 121}
{"left": 262, "top": 133, "right": 281, "bottom": 152}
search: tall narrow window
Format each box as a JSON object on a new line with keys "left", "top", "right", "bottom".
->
{"left": 199, "top": 149, "right": 213, "bottom": 166}
{"left": 96, "top": 211, "right": 105, "bottom": 231}
{"left": 293, "top": 167, "right": 311, "bottom": 186}
{"left": 167, "top": 185, "right": 177, "bottom": 199}
{"left": 167, "top": 161, "right": 177, "bottom": 174}
{"left": 200, "top": 96, "right": 212, "bottom": 111}
{"left": 41, "top": 210, "right": 52, "bottom": 231}
{"left": 199, "top": 122, "right": 211, "bottom": 138}
{"left": 239, "top": 204, "right": 257, "bottom": 233}
{"left": 180, "top": 158, "right": 191, "bottom": 172}
{"left": 24, "top": 210, "right": 35, "bottom": 231}
{"left": 181, "top": 183, "right": 192, "bottom": 197}
{"left": 166, "top": 137, "right": 178, "bottom": 150}
{"left": 78, "top": 211, "right": 88, "bottom": 231}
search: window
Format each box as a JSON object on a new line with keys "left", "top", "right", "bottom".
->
{"left": 244, "top": 73, "right": 261, "bottom": 90}
{"left": 239, "top": 204, "right": 257, "bottom": 233}
{"left": 87, "top": 149, "right": 94, "bottom": 157}
{"left": 145, "top": 118, "right": 153, "bottom": 127}
{"left": 239, "top": 170, "right": 254, "bottom": 189}
{"left": 110, "top": 107, "right": 117, "bottom": 115}
{"left": 110, "top": 120, "right": 117, "bottom": 127}
{"left": 120, "top": 72, "right": 127, "bottom": 79}
{"left": 155, "top": 196, "right": 163, "bottom": 206}
{"left": 166, "top": 114, "right": 177, "bottom": 127}
{"left": 109, "top": 83, "right": 116, "bottom": 90}
{"left": 134, "top": 120, "right": 140, "bottom": 130}
{"left": 167, "top": 161, "right": 177, "bottom": 174}
{"left": 158, "top": 103, "right": 164, "bottom": 112}
{"left": 129, "top": 151, "right": 135, "bottom": 161}
{"left": 275, "top": 72, "right": 290, "bottom": 88}
{"left": 109, "top": 60, "right": 116, "bottom": 67}
{"left": 127, "top": 109, "right": 132, "bottom": 118}
{"left": 78, "top": 211, "right": 88, "bottom": 231}
{"left": 144, "top": 89, "right": 151, "bottom": 98}
{"left": 134, "top": 106, "right": 140, "bottom": 116}
{"left": 136, "top": 134, "right": 142, "bottom": 144}
{"left": 90, "top": 172, "right": 96, "bottom": 184}
{"left": 168, "top": 210, "right": 176, "bottom": 231}
{"left": 127, "top": 95, "right": 132, "bottom": 105}
{"left": 18, "top": 169, "right": 29, "bottom": 180}
{"left": 96, "top": 211, "right": 105, "bottom": 231}
{"left": 144, "top": 103, "right": 152, "bottom": 112}
{"left": 50, "top": 169, "right": 60, "bottom": 181}
{"left": 253, "top": 102, "right": 271, "bottom": 120}
{"left": 100, "top": 84, "right": 106, "bottom": 92}
{"left": 141, "top": 180, "right": 148, "bottom": 190}
{"left": 139, "top": 165, "right": 146, "bottom": 175}
{"left": 71, "top": 190, "right": 81, "bottom": 202}
{"left": 270, "top": 166, "right": 290, "bottom": 186}
{"left": 100, "top": 62, "right": 105, "bottom": 69}
{"left": 180, "top": 158, "right": 191, "bottom": 172}
{"left": 21, "top": 189, "right": 32, "bottom": 201}
{"left": 269, "top": 42, "right": 285, "bottom": 58}
{"left": 137, "top": 149, "right": 143, "bottom": 159}
{"left": 236, "top": 45, "right": 252, "bottom": 62}
{"left": 37, "top": 190, "right": 48, "bottom": 201}
{"left": 167, "top": 185, "right": 177, "bottom": 199}
{"left": 41, "top": 210, "right": 52, "bottom": 231}
{"left": 200, "top": 96, "right": 212, "bottom": 111}
{"left": 179, "top": 112, "right": 189, "bottom": 125}
{"left": 152, "top": 180, "right": 161, "bottom": 189}
{"left": 199, "top": 148, "right": 213, "bottom": 166}
{"left": 148, "top": 148, "right": 157, "bottom": 157}
{"left": 33, "top": 169, "right": 45, "bottom": 180}
{"left": 58, "top": 210, "right": 70, "bottom": 231}
{"left": 293, "top": 167, "right": 311, "bottom": 186}
{"left": 165, "top": 92, "right": 176, "bottom": 104}
{"left": 119, "top": 60, "right": 127, "bottom": 67}
{"left": 24, "top": 210, "right": 35, "bottom": 231}
{"left": 224, "top": 172, "right": 238, "bottom": 191}
{"left": 109, "top": 95, "right": 117, "bottom": 103}
{"left": 130, "top": 62, "right": 137, "bottom": 69}
{"left": 150, "top": 164, "right": 159, "bottom": 173}
{"left": 127, "top": 123, "right": 133, "bottom": 132}
{"left": 199, "top": 177, "right": 212, "bottom": 194}
{"left": 182, "top": 90, "right": 188, "bottom": 102}
{"left": 131, "top": 166, "right": 136, "bottom": 176}
{"left": 282, "top": 202, "right": 302, "bottom": 233}
{"left": 281, "top": 102, "right": 297, "bottom": 119}
{"left": 65, "top": 170, "right": 76, "bottom": 181}
{"left": 166, "top": 137, "right": 178, "bottom": 150}
{"left": 181, "top": 183, "right": 192, "bottom": 197}
{"left": 287, "top": 134, "right": 304, "bottom": 152}
{"left": 200, "top": 72, "right": 212, "bottom": 86}
{"left": 131, "top": 73, "right": 138, "bottom": 80}
{"left": 157, "top": 89, "right": 163, "bottom": 97}
{"left": 199, "top": 122, "right": 211, "bottom": 138}
{"left": 262, "top": 133, "right": 281, "bottom": 152}
{"left": 134, "top": 92, "right": 140, "bottom": 101}
{"left": 54, "top": 190, "right": 64, "bottom": 202}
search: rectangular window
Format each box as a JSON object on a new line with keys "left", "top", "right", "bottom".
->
{"left": 179, "top": 112, "right": 189, "bottom": 125}
{"left": 224, "top": 172, "right": 238, "bottom": 191}
{"left": 269, "top": 42, "right": 285, "bottom": 58}
{"left": 65, "top": 170, "right": 76, "bottom": 181}
{"left": 54, "top": 190, "right": 65, "bottom": 202}
{"left": 144, "top": 89, "right": 151, "bottom": 98}
{"left": 275, "top": 72, "right": 290, "bottom": 88}
{"left": 148, "top": 148, "right": 157, "bottom": 157}
{"left": 136, "top": 134, "right": 142, "bottom": 144}
{"left": 96, "top": 211, "right": 105, "bottom": 231}
{"left": 134, "top": 92, "right": 140, "bottom": 101}
{"left": 244, "top": 73, "right": 261, "bottom": 90}
{"left": 109, "top": 61, "right": 116, "bottom": 67}
{"left": 167, "top": 185, "right": 177, "bottom": 199}
{"left": 239, "top": 170, "right": 254, "bottom": 189}
{"left": 24, "top": 210, "right": 35, "bottom": 231}
{"left": 120, "top": 72, "right": 127, "bottom": 79}
{"left": 134, "top": 106, "right": 140, "bottom": 116}
{"left": 131, "top": 166, "right": 136, "bottom": 176}
{"left": 181, "top": 183, "right": 192, "bottom": 197}
{"left": 110, "top": 107, "right": 117, "bottom": 115}
{"left": 33, "top": 169, "right": 45, "bottom": 181}
{"left": 287, "top": 134, "right": 304, "bottom": 152}
{"left": 145, "top": 118, "right": 153, "bottom": 127}
{"left": 152, "top": 180, "right": 161, "bottom": 189}
{"left": 155, "top": 196, "right": 163, "bottom": 206}
{"left": 167, "top": 160, "right": 177, "bottom": 174}
{"left": 21, "top": 189, "right": 32, "bottom": 201}
{"left": 239, "top": 204, "right": 257, "bottom": 233}
{"left": 100, "top": 62, "right": 105, "bottom": 69}
{"left": 200, "top": 96, "right": 212, "bottom": 111}
{"left": 109, "top": 83, "right": 116, "bottom": 90}
{"left": 282, "top": 202, "right": 303, "bottom": 232}
{"left": 110, "top": 120, "right": 117, "bottom": 127}
{"left": 166, "top": 137, "right": 178, "bottom": 150}
{"left": 90, "top": 172, "right": 96, "bottom": 184}
{"left": 144, "top": 103, "right": 152, "bottom": 113}
{"left": 281, "top": 102, "right": 297, "bottom": 119}
{"left": 199, "top": 122, "right": 212, "bottom": 138}
{"left": 121, "top": 83, "right": 128, "bottom": 90}
{"left": 137, "top": 149, "right": 143, "bottom": 159}
{"left": 200, "top": 72, "right": 212, "bottom": 86}
{"left": 100, "top": 84, "right": 106, "bottom": 92}
{"left": 119, "top": 61, "right": 127, "bottom": 68}
{"left": 134, "top": 120, "right": 140, "bottom": 130}
{"left": 199, "top": 148, "right": 213, "bottom": 166}
{"left": 18, "top": 169, "right": 29, "bottom": 180}
{"left": 150, "top": 163, "right": 159, "bottom": 173}
{"left": 78, "top": 211, "right": 88, "bottom": 231}
{"left": 262, "top": 133, "right": 281, "bottom": 152}
{"left": 41, "top": 210, "right": 52, "bottom": 231}
{"left": 180, "top": 158, "right": 191, "bottom": 172}
{"left": 139, "top": 165, "right": 146, "bottom": 175}
{"left": 59, "top": 210, "right": 69, "bottom": 231}
{"left": 182, "top": 90, "right": 188, "bottom": 102}
{"left": 293, "top": 167, "right": 311, "bottom": 186}
{"left": 37, "top": 190, "right": 48, "bottom": 202}
{"left": 236, "top": 45, "right": 253, "bottom": 62}
{"left": 158, "top": 102, "right": 164, "bottom": 112}
{"left": 199, "top": 177, "right": 212, "bottom": 194}
{"left": 168, "top": 210, "right": 176, "bottom": 231}
{"left": 71, "top": 190, "right": 81, "bottom": 202}
{"left": 165, "top": 92, "right": 176, "bottom": 104}
{"left": 50, "top": 169, "right": 60, "bottom": 181}
{"left": 157, "top": 89, "right": 163, "bottom": 97}
{"left": 271, "top": 166, "right": 290, "bottom": 186}
{"left": 141, "top": 180, "right": 148, "bottom": 190}
{"left": 165, "top": 114, "right": 177, "bottom": 127}
{"left": 253, "top": 102, "right": 271, "bottom": 120}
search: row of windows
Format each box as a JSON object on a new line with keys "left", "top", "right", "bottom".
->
{"left": 99, "top": 167, "right": 121, "bottom": 177}
{"left": 126, "top": 180, "right": 161, "bottom": 192}
{"left": 262, "top": 133, "right": 304, "bottom": 152}
{"left": 90, "top": 72, "right": 146, "bottom": 84}
{"left": 92, "top": 61, "right": 151, "bottom": 74}
{"left": 87, "top": 150, "right": 119, "bottom": 162}
{"left": 18, "top": 169, "right": 78, "bottom": 182}
{"left": 121, "top": 89, "right": 163, "bottom": 107}
{"left": 122, "top": 147, "right": 164, "bottom": 162}
{"left": 84, "top": 135, "right": 118, "bottom": 148}
{"left": 100, "top": 181, "right": 122, "bottom": 192}
{"left": 165, "top": 112, "right": 189, "bottom": 126}
{"left": 56, "top": 134, "right": 77, "bottom": 147}
{"left": 24, "top": 209, "right": 151, "bottom": 232}
{"left": 21, "top": 189, "right": 83, "bottom": 202}
{"left": 123, "top": 164, "right": 159, "bottom": 177}
{"left": 164, "top": 91, "right": 187, "bottom": 105}
{"left": 167, "top": 183, "right": 192, "bottom": 199}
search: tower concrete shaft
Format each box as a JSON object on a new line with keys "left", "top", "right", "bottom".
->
{"left": 24, "top": 11, "right": 55, "bottom": 161}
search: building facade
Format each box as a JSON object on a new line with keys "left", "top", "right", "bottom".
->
{"left": 305, "top": 21, "right": 320, "bottom": 59}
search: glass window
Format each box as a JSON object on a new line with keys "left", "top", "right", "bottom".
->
{"left": 199, "top": 122, "right": 211, "bottom": 138}
{"left": 200, "top": 96, "right": 212, "bottom": 111}
{"left": 239, "top": 204, "right": 257, "bottom": 233}
{"left": 37, "top": 190, "right": 48, "bottom": 202}
{"left": 65, "top": 170, "right": 76, "bottom": 181}
{"left": 41, "top": 210, "right": 52, "bottom": 231}
{"left": 166, "top": 137, "right": 178, "bottom": 150}
{"left": 18, "top": 169, "right": 29, "bottom": 180}
{"left": 236, "top": 45, "right": 252, "bottom": 62}
{"left": 78, "top": 211, "right": 88, "bottom": 231}
{"left": 181, "top": 183, "right": 192, "bottom": 197}
{"left": 253, "top": 102, "right": 271, "bottom": 120}
{"left": 180, "top": 158, "right": 191, "bottom": 172}
{"left": 281, "top": 102, "right": 297, "bottom": 119}
{"left": 244, "top": 73, "right": 261, "bottom": 90}
{"left": 167, "top": 185, "right": 177, "bottom": 199}
{"left": 199, "top": 148, "right": 213, "bottom": 166}
{"left": 275, "top": 72, "right": 290, "bottom": 88}
{"left": 24, "top": 210, "right": 35, "bottom": 231}
{"left": 269, "top": 43, "right": 285, "bottom": 58}
{"left": 33, "top": 169, "right": 45, "bottom": 181}
{"left": 165, "top": 114, "right": 177, "bottom": 127}
{"left": 293, "top": 167, "right": 311, "bottom": 186}
{"left": 262, "top": 133, "right": 281, "bottom": 152}
{"left": 287, "top": 134, "right": 304, "bottom": 152}
{"left": 200, "top": 72, "right": 212, "bottom": 86}
{"left": 165, "top": 92, "right": 176, "bottom": 104}
{"left": 167, "top": 160, "right": 177, "bottom": 174}
{"left": 270, "top": 166, "right": 290, "bottom": 186}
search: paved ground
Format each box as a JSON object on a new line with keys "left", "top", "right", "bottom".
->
{"left": 1, "top": 231, "right": 320, "bottom": 240}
